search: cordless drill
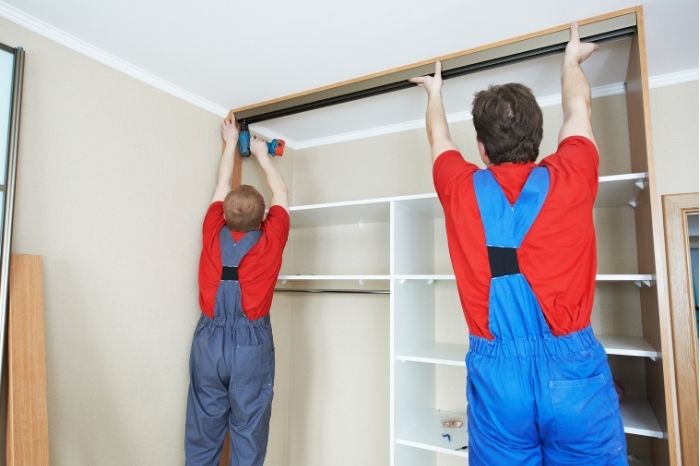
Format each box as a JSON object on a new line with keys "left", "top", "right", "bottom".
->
{"left": 238, "top": 121, "right": 285, "bottom": 157}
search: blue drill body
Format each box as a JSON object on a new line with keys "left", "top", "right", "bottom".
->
{"left": 237, "top": 121, "right": 285, "bottom": 157}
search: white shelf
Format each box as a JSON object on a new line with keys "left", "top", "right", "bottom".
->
{"left": 596, "top": 274, "right": 654, "bottom": 281}
{"left": 597, "top": 173, "right": 647, "bottom": 208}
{"left": 621, "top": 397, "right": 665, "bottom": 438}
{"left": 287, "top": 193, "right": 435, "bottom": 228}
{"left": 395, "top": 410, "right": 468, "bottom": 458}
{"left": 278, "top": 274, "right": 390, "bottom": 281}
{"left": 396, "top": 343, "right": 466, "bottom": 367}
{"left": 393, "top": 274, "right": 654, "bottom": 284}
{"left": 395, "top": 274, "right": 455, "bottom": 281}
{"left": 289, "top": 198, "right": 391, "bottom": 228}
{"left": 286, "top": 172, "right": 649, "bottom": 228}
{"left": 597, "top": 274, "right": 655, "bottom": 287}
{"left": 598, "top": 335, "right": 661, "bottom": 359}
{"left": 396, "top": 336, "right": 659, "bottom": 367}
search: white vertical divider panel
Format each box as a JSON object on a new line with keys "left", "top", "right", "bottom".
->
{"left": 396, "top": 445, "right": 435, "bottom": 466}
{"left": 389, "top": 201, "right": 396, "bottom": 466}
{"left": 394, "top": 201, "right": 436, "bottom": 274}
{"left": 393, "top": 199, "right": 438, "bottom": 466}
{"left": 395, "top": 363, "right": 438, "bottom": 466}
{"left": 396, "top": 281, "right": 436, "bottom": 355}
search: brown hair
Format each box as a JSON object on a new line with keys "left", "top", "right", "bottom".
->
{"left": 223, "top": 185, "right": 265, "bottom": 231}
{"left": 472, "top": 83, "right": 543, "bottom": 165}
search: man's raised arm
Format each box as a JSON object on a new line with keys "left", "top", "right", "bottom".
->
{"left": 559, "top": 23, "right": 599, "bottom": 146}
{"left": 410, "top": 61, "right": 458, "bottom": 164}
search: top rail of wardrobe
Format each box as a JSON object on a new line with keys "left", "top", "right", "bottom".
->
{"left": 231, "top": 8, "right": 639, "bottom": 124}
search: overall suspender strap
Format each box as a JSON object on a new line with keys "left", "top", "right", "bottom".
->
{"left": 473, "top": 167, "right": 550, "bottom": 278}
{"left": 473, "top": 167, "right": 550, "bottom": 249}
{"left": 218, "top": 228, "right": 263, "bottom": 281}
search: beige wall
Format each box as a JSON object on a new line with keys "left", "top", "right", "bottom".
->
{"left": 650, "top": 80, "right": 699, "bottom": 196}
{"left": 2, "top": 11, "right": 697, "bottom": 466}
{"left": 1, "top": 18, "right": 293, "bottom": 466}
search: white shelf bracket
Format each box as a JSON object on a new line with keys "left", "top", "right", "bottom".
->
{"left": 628, "top": 179, "right": 647, "bottom": 208}
{"left": 634, "top": 280, "right": 652, "bottom": 288}
{"left": 427, "top": 279, "right": 435, "bottom": 285}
{"left": 400, "top": 279, "right": 407, "bottom": 285}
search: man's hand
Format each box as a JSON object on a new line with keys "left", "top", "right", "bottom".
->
{"left": 409, "top": 61, "right": 456, "bottom": 162}
{"left": 250, "top": 135, "right": 268, "bottom": 159}
{"left": 564, "top": 23, "right": 598, "bottom": 65}
{"left": 221, "top": 116, "right": 239, "bottom": 145}
{"left": 409, "top": 61, "right": 444, "bottom": 96}
{"left": 558, "top": 22, "right": 597, "bottom": 147}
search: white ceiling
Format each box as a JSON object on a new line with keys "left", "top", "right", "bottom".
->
{"left": 0, "top": 0, "right": 697, "bottom": 146}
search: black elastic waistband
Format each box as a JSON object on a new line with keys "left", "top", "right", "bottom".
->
{"left": 488, "top": 246, "right": 519, "bottom": 278}
{"left": 221, "top": 266, "right": 239, "bottom": 281}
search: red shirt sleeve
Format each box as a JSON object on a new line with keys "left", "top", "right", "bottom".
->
{"left": 238, "top": 205, "right": 290, "bottom": 320}
{"left": 198, "top": 202, "right": 226, "bottom": 318}
{"left": 540, "top": 136, "right": 599, "bottom": 201}
{"left": 203, "top": 201, "right": 226, "bottom": 236}
{"left": 262, "top": 205, "right": 290, "bottom": 242}
{"left": 433, "top": 150, "right": 478, "bottom": 200}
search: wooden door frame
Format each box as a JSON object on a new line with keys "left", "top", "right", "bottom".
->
{"left": 662, "top": 192, "right": 699, "bottom": 466}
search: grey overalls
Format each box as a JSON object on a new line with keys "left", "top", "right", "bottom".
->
{"left": 185, "top": 228, "right": 275, "bottom": 466}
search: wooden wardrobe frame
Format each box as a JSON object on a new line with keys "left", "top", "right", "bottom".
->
{"left": 663, "top": 193, "right": 699, "bottom": 466}
{"left": 229, "top": 6, "right": 680, "bottom": 465}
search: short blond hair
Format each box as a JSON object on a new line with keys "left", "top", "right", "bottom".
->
{"left": 223, "top": 185, "right": 265, "bottom": 231}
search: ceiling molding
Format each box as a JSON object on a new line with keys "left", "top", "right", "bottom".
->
{"left": 0, "top": 0, "right": 228, "bottom": 117}
{"left": 649, "top": 68, "right": 698, "bottom": 88}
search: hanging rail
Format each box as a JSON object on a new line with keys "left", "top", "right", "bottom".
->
{"left": 232, "top": 9, "right": 637, "bottom": 124}
{"left": 275, "top": 288, "right": 389, "bottom": 295}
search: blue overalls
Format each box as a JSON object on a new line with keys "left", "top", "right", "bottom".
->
{"left": 185, "top": 228, "right": 275, "bottom": 466}
{"left": 466, "top": 167, "right": 627, "bottom": 465}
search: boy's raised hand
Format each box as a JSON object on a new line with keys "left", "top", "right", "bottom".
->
{"left": 250, "top": 135, "right": 269, "bottom": 160}
{"left": 221, "top": 115, "right": 239, "bottom": 144}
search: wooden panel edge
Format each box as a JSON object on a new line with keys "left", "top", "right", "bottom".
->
{"left": 662, "top": 193, "right": 699, "bottom": 466}
{"left": 7, "top": 254, "right": 49, "bottom": 466}
{"left": 626, "top": 6, "right": 680, "bottom": 465}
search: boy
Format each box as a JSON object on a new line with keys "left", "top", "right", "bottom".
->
{"left": 410, "top": 24, "right": 627, "bottom": 465}
{"left": 185, "top": 115, "right": 289, "bottom": 466}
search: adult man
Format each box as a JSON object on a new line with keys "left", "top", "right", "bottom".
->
{"left": 410, "top": 23, "right": 627, "bottom": 465}
{"left": 185, "top": 115, "right": 289, "bottom": 466}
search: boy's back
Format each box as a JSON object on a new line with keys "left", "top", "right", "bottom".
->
{"left": 198, "top": 201, "right": 289, "bottom": 321}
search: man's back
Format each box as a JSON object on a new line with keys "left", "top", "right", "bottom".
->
{"left": 433, "top": 135, "right": 599, "bottom": 338}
